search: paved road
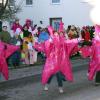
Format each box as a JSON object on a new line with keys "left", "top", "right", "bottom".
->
{"left": 0, "top": 58, "right": 89, "bottom": 83}
{"left": 0, "top": 68, "right": 100, "bottom": 100}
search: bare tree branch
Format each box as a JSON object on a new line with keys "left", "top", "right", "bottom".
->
{"left": 0, "top": 0, "right": 22, "bottom": 20}
{"left": 0, "top": 0, "right": 9, "bottom": 17}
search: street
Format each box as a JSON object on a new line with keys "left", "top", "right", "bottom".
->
{"left": 0, "top": 68, "right": 100, "bottom": 100}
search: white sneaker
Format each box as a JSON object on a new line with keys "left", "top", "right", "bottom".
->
{"left": 59, "top": 87, "right": 64, "bottom": 93}
{"left": 44, "top": 84, "right": 49, "bottom": 91}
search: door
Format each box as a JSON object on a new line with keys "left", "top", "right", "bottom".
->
{"left": 50, "top": 17, "right": 62, "bottom": 31}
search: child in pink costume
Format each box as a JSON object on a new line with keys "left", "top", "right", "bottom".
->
{"left": 34, "top": 25, "right": 82, "bottom": 92}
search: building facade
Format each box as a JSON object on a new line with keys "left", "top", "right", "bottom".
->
{"left": 15, "top": 0, "right": 92, "bottom": 28}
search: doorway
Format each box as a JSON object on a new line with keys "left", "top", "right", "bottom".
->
{"left": 50, "top": 17, "right": 62, "bottom": 31}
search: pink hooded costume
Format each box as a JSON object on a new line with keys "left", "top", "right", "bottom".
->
{"left": 34, "top": 26, "right": 79, "bottom": 85}
{"left": 80, "top": 25, "right": 100, "bottom": 80}
{"left": 11, "top": 22, "right": 22, "bottom": 33}
{"left": 24, "top": 19, "right": 34, "bottom": 33}
{"left": 0, "top": 42, "right": 19, "bottom": 80}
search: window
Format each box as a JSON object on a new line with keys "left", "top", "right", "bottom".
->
{"left": 26, "top": 0, "right": 33, "bottom": 5}
{"left": 52, "top": 0, "right": 60, "bottom": 4}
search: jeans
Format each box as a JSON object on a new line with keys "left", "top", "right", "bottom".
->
{"left": 95, "top": 71, "right": 100, "bottom": 83}
{"left": 47, "top": 72, "right": 65, "bottom": 87}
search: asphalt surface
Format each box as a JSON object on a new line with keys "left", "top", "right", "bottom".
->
{"left": 0, "top": 58, "right": 89, "bottom": 89}
{"left": 0, "top": 68, "right": 100, "bottom": 100}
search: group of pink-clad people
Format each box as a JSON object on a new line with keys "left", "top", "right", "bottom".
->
{"left": 0, "top": 19, "right": 100, "bottom": 93}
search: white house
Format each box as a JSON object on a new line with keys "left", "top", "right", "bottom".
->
{"left": 14, "top": 0, "right": 93, "bottom": 29}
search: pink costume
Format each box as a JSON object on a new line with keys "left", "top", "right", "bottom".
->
{"left": 11, "top": 23, "right": 22, "bottom": 33}
{"left": 34, "top": 26, "right": 79, "bottom": 85}
{"left": 80, "top": 25, "right": 100, "bottom": 80}
{"left": 24, "top": 19, "right": 34, "bottom": 33}
{"left": 0, "top": 42, "right": 19, "bottom": 80}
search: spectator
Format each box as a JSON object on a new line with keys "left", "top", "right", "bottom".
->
{"left": 9, "top": 35, "right": 21, "bottom": 67}
{"left": 68, "top": 25, "right": 78, "bottom": 39}
{"left": 81, "top": 26, "right": 90, "bottom": 42}
{"left": 22, "top": 25, "right": 34, "bottom": 65}
{"left": 24, "top": 19, "right": 34, "bottom": 33}
{"left": 38, "top": 28, "right": 50, "bottom": 43}
{"left": 0, "top": 26, "right": 11, "bottom": 43}
{"left": 23, "top": 25, "right": 32, "bottom": 38}
{"left": 11, "top": 19, "right": 22, "bottom": 35}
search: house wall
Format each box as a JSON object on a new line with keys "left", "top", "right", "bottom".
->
{"left": 15, "top": 0, "right": 93, "bottom": 28}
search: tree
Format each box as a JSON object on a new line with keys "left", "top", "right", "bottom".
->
{"left": 0, "top": 0, "right": 9, "bottom": 19}
{"left": 0, "top": 0, "right": 22, "bottom": 20}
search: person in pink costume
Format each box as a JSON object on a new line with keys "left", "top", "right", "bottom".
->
{"left": 24, "top": 19, "right": 34, "bottom": 33}
{"left": 34, "top": 25, "right": 82, "bottom": 92}
{"left": 80, "top": 24, "right": 100, "bottom": 85}
{"left": 0, "top": 41, "right": 19, "bottom": 80}
{"left": 11, "top": 19, "right": 22, "bottom": 34}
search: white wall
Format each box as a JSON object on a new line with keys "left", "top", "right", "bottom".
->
{"left": 15, "top": 0, "right": 93, "bottom": 28}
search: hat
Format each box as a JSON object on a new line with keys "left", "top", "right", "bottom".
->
{"left": 15, "top": 18, "right": 19, "bottom": 21}
{"left": 26, "top": 19, "right": 31, "bottom": 23}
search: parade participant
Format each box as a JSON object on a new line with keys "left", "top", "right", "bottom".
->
{"left": 80, "top": 25, "right": 100, "bottom": 85}
{"left": 43, "top": 31, "right": 66, "bottom": 93}
{"left": 0, "top": 41, "right": 19, "bottom": 80}
{"left": 11, "top": 19, "right": 22, "bottom": 36}
{"left": 79, "top": 0, "right": 100, "bottom": 86}
{"left": 24, "top": 19, "right": 34, "bottom": 33}
{"left": 34, "top": 25, "right": 82, "bottom": 93}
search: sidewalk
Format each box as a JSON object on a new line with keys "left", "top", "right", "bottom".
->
{"left": 0, "top": 58, "right": 89, "bottom": 88}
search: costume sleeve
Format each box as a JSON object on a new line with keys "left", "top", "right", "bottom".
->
{"left": 4, "top": 43, "right": 19, "bottom": 59}
{"left": 34, "top": 42, "right": 45, "bottom": 52}
{"left": 66, "top": 39, "right": 79, "bottom": 57}
{"left": 0, "top": 56, "right": 9, "bottom": 80}
{"left": 80, "top": 46, "right": 93, "bottom": 58}
{"left": 44, "top": 40, "right": 53, "bottom": 57}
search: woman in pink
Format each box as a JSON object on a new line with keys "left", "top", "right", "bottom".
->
{"left": 80, "top": 25, "right": 100, "bottom": 86}
{"left": 24, "top": 19, "right": 34, "bottom": 33}
{"left": 34, "top": 26, "right": 82, "bottom": 93}
{"left": 11, "top": 19, "right": 22, "bottom": 35}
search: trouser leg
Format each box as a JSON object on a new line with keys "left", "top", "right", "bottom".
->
{"left": 95, "top": 71, "right": 100, "bottom": 83}
{"left": 56, "top": 72, "right": 63, "bottom": 87}
{"left": 47, "top": 75, "right": 54, "bottom": 84}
